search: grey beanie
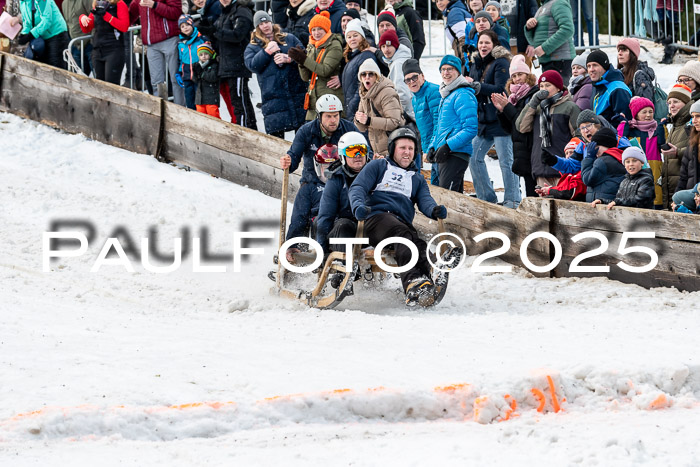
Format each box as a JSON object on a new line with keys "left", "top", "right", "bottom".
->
{"left": 577, "top": 109, "right": 600, "bottom": 127}
{"left": 474, "top": 11, "right": 494, "bottom": 27}
{"left": 485, "top": 1, "right": 501, "bottom": 10}
{"left": 254, "top": 10, "right": 272, "bottom": 28}
{"left": 622, "top": 146, "right": 647, "bottom": 165}
{"left": 402, "top": 58, "right": 422, "bottom": 76}
{"left": 572, "top": 52, "right": 589, "bottom": 70}
{"left": 690, "top": 100, "right": 700, "bottom": 114}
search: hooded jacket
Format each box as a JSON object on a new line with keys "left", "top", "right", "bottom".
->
{"left": 581, "top": 147, "right": 627, "bottom": 203}
{"left": 469, "top": 45, "right": 511, "bottom": 137}
{"left": 662, "top": 100, "right": 692, "bottom": 208}
{"left": 613, "top": 168, "right": 655, "bottom": 209}
{"left": 213, "top": 0, "right": 254, "bottom": 79}
{"left": 411, "top": 80, "right": 442, "bottom": 154}
{"left": 341, "top": 48, "right": 377, "bottom": 119}
{"left": 285, "top": 0, "right": 315, "bottom": 47}
{"left": 348, "top": 156, "right": 437, "bottom": 226}
{"left": 676, "top": 139, "right": 700, "bottom": 193}
{"left": 498, "top": 85, "right": 539, "bottom": 177}
{"left": 442, "top": 0, "right": 469, "bottom": 43}
{"left": 570, "top": 74, "right": 593, "bottom": 111}
{"left": 193, "top": 59, "right": 220, "bottom": 105}
{"left": 392, "top": 0, "right": 426, "bottom": 59}
{"left": 128, "top": 0, "right": 181, "bottom": 46}
{"left": 591, "top": 68, "right": 633, "bottom": 127}
{"left": 381, "top": 43, "right": 415, "bottom": 119}
{"left": 177, "top": 28, "right": 206, "bottom": 81}
{"left": 355, "top": 76, "right": 405, "bottom": 156}
{"left": 617, "top": 120, "right": 666, "bottom": 206}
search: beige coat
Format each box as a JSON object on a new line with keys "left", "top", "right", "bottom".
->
{"left": 355, "top": 77, "right": 405, "bottom": 156}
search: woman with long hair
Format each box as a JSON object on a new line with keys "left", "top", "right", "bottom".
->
{"left": 79, "top": 0, "right": 129, "bottom": 84}
{"left": 244, "top": 11, "right": 307, "bottom": 137}
{"left": 672, "top": 101, "right": 700, "bottom": 211}
{"left": 661, "top": 83, "right": 694, "bottom": 209}
{"left": 340, "top": 19, "right": 377, "bottom": 119}
{"left": 617, "top": 38, "right": 655, "bottom": 101}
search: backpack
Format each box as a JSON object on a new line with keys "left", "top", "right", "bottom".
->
{"left": 369, "top": 101, "right": 422, "bottom": 154}
{"left": 634, "top": 68, "right": 668, "bottom": 120}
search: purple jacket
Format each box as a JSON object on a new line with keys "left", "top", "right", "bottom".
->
{"left": 571, "top": 75, "right": 593, "bottom": 111}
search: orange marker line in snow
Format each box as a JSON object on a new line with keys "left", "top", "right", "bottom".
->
{"left": 546, "top": 375, "right": 562, "bottom": 413}
{"left": 531, "top": 388, "right": 546, "bottom": 412}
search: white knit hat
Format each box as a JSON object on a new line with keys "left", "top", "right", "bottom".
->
{"left": 678, "top": 61, "right": 700, "bottom": 87}
{"left": 622, "top": 146, "right": 647, "bottom": 165}
{"left": 357, "top": 58, "right": 381, "bottom": 81}
{"left": 345, "top": 18, "right": 365, "bottom": 39}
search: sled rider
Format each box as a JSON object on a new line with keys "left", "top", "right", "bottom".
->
{"left": 348, "top": 127, "right": 448, "bottom": 306}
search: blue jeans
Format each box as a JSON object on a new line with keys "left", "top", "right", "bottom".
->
{"left": 470, "top": 134, "right": 521, "bottom": 208}
{"left": 183, "top": 79, "right": 197, "bottom": 110}
{"left": 71, "top": 42, "right": 93, "bottom": 76}
{"left": 571, "top": 0, "right": 599, "bottom": 46}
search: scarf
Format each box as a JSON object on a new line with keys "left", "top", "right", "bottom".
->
{"left": 309, "top": 30, "right": 332, "bottom": 48}
{"left": 629, "top": 118, "right": 658, "bottom": 138}
{"left": 508, "top": 83, "right": 532, "bottom": 105}
{"left": 568, "top": 74, "right": 585, "bottom": 94}
{"left": 439, "top": 75, "right": 469, "bottom": 98}
{"left": 539, "top": 91, "right": 565, "bottom": 149}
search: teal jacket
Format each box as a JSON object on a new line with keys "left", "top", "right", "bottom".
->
{"left": 20, "top": 0, "right": 68, "bottom": 39}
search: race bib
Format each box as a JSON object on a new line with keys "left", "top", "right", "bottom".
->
{"left": 374, "top": 166, "right": 414, "bottom": 198}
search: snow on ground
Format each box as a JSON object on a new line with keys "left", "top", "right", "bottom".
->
{"left": 2, "top": 110, "right": 700, "bottom": 465}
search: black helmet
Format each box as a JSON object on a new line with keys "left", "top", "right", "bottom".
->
{"left": 387, "top": 127, "right": 418, "bottom": 160}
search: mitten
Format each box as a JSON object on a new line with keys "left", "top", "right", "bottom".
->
{"left": 431, "top": 205, "right": 447, "bottom": 220}
{"left": 287, "top": 46, "right": 307, "bottom": 65}
{"left": 354, "top": 205, "right": 371, "bottom": 221}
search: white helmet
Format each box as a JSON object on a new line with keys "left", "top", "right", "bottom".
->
{"left": 338, "top": 131, "right": 369, "bottom": 175}
{"left": 315, "top": 94, "right": 343, "bottom": 115}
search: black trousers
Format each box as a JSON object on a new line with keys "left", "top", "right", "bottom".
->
{"left": 93, "top": 46, "right": 125, "bottom": 85}
{"left": 438, "top": 154, "right": 470, "bottom": 193}
{"left": 43, "top": 31, "right": 70, "bottom": 69}
{"left": 543, "top": 60, "right": 573, "bottom": 87}
{"left": 328, "top": 218, "right": 358, "bottom": 254}
{"left": 365, "top": 212, "right": 431, "bottom": 291}
{"left": 224, "top": 77, "right": 258, "bottom": 130}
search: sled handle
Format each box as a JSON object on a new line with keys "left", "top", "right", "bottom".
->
{"left": 277, "top": 168, "right": 290, "bottom": 290}
{"left": 437, "top": 218, "right": 446, "bottom": 257}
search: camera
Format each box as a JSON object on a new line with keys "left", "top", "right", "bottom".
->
{"left": 94, "top": 0, "right": 109, "bottom": 14}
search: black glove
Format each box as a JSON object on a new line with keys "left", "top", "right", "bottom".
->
{"left": 434, "top": 144, "right": 451, "bottom": 163}
{"left": 431, "top": 205, "right": 447, "bottom": 220}
{"left": 541, "top": 148, "right": 558, "bottom": 167}
{"left": 198, "top": 18, "right": 215, "bottom": 37}
{"left": 528, "top": 89, "right": 550, "bottom": 109}
{"left": 17, "top": 33, "right": 34, "bottom": 45}
{"left": 287, "top": 46, "right": 307, "bottom": 65}
{"left": 426, "top": 147, "right": 436, "bottom": 163}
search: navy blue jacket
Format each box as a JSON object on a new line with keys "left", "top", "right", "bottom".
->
{"left": 314, "top": 0, "right": 346, "bottom": 34}
{"left": 469, "top": 46, "right": 510, "bottom": 137}
{"left": 315, "top": 169, "right": 356, "bottom": 250}
{"left": 341, "top": 49, "right": 377, "bottom": 119}
{"left": 288, "top": 118, "right": 360, "bottom": 184}
{"left": 592, "top": 68, "right": 632, "bottom": 127}
{"left": 192, "top": 0, "right": 222, "bottom": 26}
{"left": 244, "top": 33, "right": 307, "bottom": 134}
{"left": 284, "top": 0, "right": 315, "bottom": 47}
{"left": 581, "top": 147, "right": 627, "bottom": 203}
{"left": 348, "top": 157, "right": 437, "bottom": 225}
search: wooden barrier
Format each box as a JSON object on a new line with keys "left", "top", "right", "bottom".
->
{"left": 2, "top": 53, "right": 699, "bottom": 291}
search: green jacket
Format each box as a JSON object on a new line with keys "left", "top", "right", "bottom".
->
{"left": 393, "top": 0, "right": 413, "bottom": 43}
{"left": 299, "top": 33, "right": 344, "bottom": 120}
{"left": 524, "top": 0, "right": 574, "bottom": 63}
{"left": 20, "top": 0, "right": 68, "bottom": 39}
{"left": 662, "top": 101, "right": 692, "bottom": 209}
{"left": 61, "top": 0, "right": 94, "bottom": 39}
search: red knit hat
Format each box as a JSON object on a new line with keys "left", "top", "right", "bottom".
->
{"left": 537, "top": 70, "right": 564, "bottom": 91}
{"left": 378, "top": 29, "right": 399, "bottom": 50}
{"left": 309, "top": 11, "right": 331, "bottom": 33}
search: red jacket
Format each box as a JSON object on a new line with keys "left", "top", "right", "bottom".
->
{"left": 129, "top": 0, "right": 182, "bottom": 45}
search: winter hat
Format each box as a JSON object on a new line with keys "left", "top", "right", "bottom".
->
{"left": 357, "top": 57, "right": 381, "bottom": 81}
{"left": 622, "top": 146, "right": 647, "bottom": 164}
{"left": 474, "top": 10, "right": 494, "bottom": 27}
{"left": 577, "top": 109, "right": 600, "bottom": 127}
{"left": 668, "top": 83, "right": 692, "bottom": 104}
{"left": 537, "top": 70, "right": 564, "bottom": 91}
{"left": 565, "top": 137, "right": 583, "bottom": 152}
{"left": 341, "top": 8, "right": 361, "bottom": 21}
{"left": 178, "top": 14, "right": 194, "bottom": 28}
{"left": 485, "top": 1, "right": 501, "bottom": 11}
{"left": 618, "top": 38, "right": 641, "bottom": 59}
{"left": 345, "top": 18, "right": 365, "bottom": 39}
{"left": 253, "top": 10, "right": 272, "bottom": 28}
{"left": 402, "top": 58, "right": 423, "bottom": 76}
{"left": 509, "top": 54, "right": 530, "bottom": 76}
{"left": 377, "top": 9, "right": 398, "bottom": 29}
{"left": 591, "top": 127, "right": 618, "bottom": 149}
{"left": 379, "top": 29, "right": 400, "bottom": 50}
{"left": 677, "top": 61, "right": 700, "bottom": 87}
{"left": 629, "top": 96, "right": 654, "bottom": 118}
{"left": 690, "top": 100, "right": 700, "bottom": 114}
{"left": 309, "top": 10, "right": 332, "bottom": 33}
{"left": 571, "top": 52, "right": 589, "bottom": 70}
{"left": 440, "top": 54, "right": 462, "bottom": 72}
{"left": 197, "top": 42, "right": 215, "bottom": 58}
{"left": 587, "top": 49, "right": 610, "bottom": 70}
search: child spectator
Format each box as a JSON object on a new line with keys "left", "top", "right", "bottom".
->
{"left": 569, "top": 52, "right": 592, "bottom": 111}
{"left": 617, "top": 96, "right": 666, "bottom": 209}
{"left": 594, "top": 146, "right": 655, "bottom": 209}
{"left": 193, "top": 42, "right": 221, "bottom": 119}
{"left": 674, "top": 185, "right": 700, "bottom": 214}
{"left": 582, "top": 127, "right": 627, "bottom": 204}
{"left": 672, "top": 100, "right": 700, "bottom": 211}
{"left": 176, "top": 15, "right": 206, "bottom": 110}
{"left": 535, "top": 137, "right": 587, "bottom": 201}
{"left": 79, "top": 0, "right": 130, "bottom": 85}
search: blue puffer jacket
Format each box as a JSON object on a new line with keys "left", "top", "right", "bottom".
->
{"left": 469, "top": 46, "right": 510, "bottom": 137}
{"left": 178, "top": 29, "right": 206, "bottom": 81}
{"left": 341, "top": 49, "right": 377, "bottom": 120}
{"left": 553, "top": 137, "right": 630, "bottom": 174}
{"left": 315, "top": 169, "right": 355, "bottom": 251}
{"left": 429, "top": 78, "right": 479, "bottom": 159}
{"left": 348, "top": 157, "right": 437, "bottom": 225}
{"left": 411, "top": 81, "right": 441, "bottom": 154}
{"left": 287, "top": 118, "right": 361, "bottom": 183}
{"left": 465, "top": 23, "right": 510, "bottom": 52}
{"left": 581, "top": 147, "right": 627, "bottom": 203}
{"left": 245, "top": 33, "right": 307, "bottom": 135}
{"left": 592, "top": 68, "right": 632, "bottom": 127}
{"left": 314, "top": 0, "right": 346, "bottom": 34}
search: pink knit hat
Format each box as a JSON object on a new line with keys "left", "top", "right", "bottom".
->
{"left": 618, "top": 38, "right": 641, "bottom": 59}
{"left": 509, "top": 54, "right": 530, "bottom": 77}
{"left": 629, "top": 96, "right": 654, "bottom": 118}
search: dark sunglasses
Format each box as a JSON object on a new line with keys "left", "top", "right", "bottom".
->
{"left": 360, "top": 72, "right": 375, "bottom": 78}
{"left": 404, "top": 74, "right": 420, "bottom": 84}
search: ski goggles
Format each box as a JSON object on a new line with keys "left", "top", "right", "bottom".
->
{"left": 344, "top": 144, "right": 368, "bottom": 159}
{"left": 314, "top": 144, "right": 339, "bottom": 163}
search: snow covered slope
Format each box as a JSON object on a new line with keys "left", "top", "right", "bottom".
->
{"left": 2, "top": 107, "right": 700, "bottom": 466}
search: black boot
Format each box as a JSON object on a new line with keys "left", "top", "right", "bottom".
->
{"left": 661, "top": 44, "right": 676, "bottom": 64}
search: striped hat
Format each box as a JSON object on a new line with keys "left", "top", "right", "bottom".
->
{"left": 197, "top": 42, "right": 215, "bottom": 58}
{"left": 668, "top": 83, "right": 692, "bottom": 104}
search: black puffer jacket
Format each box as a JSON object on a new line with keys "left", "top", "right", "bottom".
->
{"left": 497, "top": 85, "right": 539, "bottom": 177}
{"left": 213, "top": 0, "right": 254, "bottom": 79}
{"left": 285, "top": 0, "right": 315, "bottom": 47}
{"left": 613, "top": 168, "right": 655, "bottom": 209}
{"left": 469, "top": 45, "right": 511, "bottom": 138}
{"left": 193, "top": 60, "right": 220, "bottom": 106}
{"left": 676, "top": 143, "right": 700, "bottom": 193}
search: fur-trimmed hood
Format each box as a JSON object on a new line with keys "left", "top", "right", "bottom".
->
{"left": 491, "top": 45, "right": 511, "bottom": 60}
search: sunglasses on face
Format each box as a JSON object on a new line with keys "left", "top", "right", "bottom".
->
{"left": 360, "top": 72, "right": 375, "bottom": 78}
{"left": 345, "top": 144, "right": 368, "bottom": 158}
{"left": 404, "top": 74, "right": 420, "bottom": 84}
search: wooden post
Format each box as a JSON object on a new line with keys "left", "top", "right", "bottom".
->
{"left": 276, "top": 168, "right": 289, "bottom": 290}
